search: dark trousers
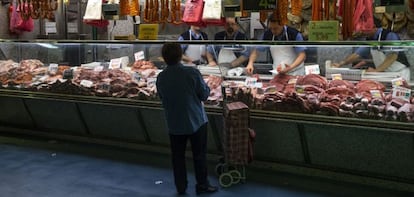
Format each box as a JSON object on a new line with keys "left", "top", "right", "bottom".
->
{"left": 169, "top": 123, "right": 208, "bottom": 191}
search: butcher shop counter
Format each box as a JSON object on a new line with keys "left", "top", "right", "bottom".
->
{"left": 1, "top": 87, "right": 413, "bottom": 191}
{"left": 1, "top": 40, "right": 414, "bottom": 191}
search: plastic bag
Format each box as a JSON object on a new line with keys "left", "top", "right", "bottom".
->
{"left": 83, "top": 0, "right": 109, "bottom": 28}
{"left": 83, "top": 0, "right": 103, "bottom": 20}
{"left": 182, "top": 0, "right": 205, "bottom": 26}
{"left": 202, "top": 0, "right": 225, "bottom": 25}
{"left": 353, "top": 0, "right": 374, "bottom": 33}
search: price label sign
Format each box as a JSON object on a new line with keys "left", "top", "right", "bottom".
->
{"left": 242, "top": 0, "right": 276, "bottom": 11}
{"left": 147, "top": 77, "right": 157, "bottom": 87}
{"left": 370, "top": 90, "right": 382, "bottom": 99}
{"left": 98, "top": 83, "right": 111, "bottom": 91}
{"left": 305, "top": 64, "right": 320, "bottom": 75}
{"left": 391, "top": 77, "right": 404, "bottom": 87}
{"left": 134, "top": 51, "right": 145, "bottom": 61}
{"left": 48, "top": 63, "right": 59, "bottom": 74}
{"left": 288, "top": 78, "right": 297, "bottom": 85}
{"left": 80, "top": 80, "right": 94, "bottom": 88}
{"left": 132, "top": 72, "right": 141, "bottom": 82}
{"left": 109, "top": 58, "right": 122, "bottom": 69}
{"left": 245, "top": 77, "right": 258, "bottom": 87}
{"left": 295, "top": 85, "right": 305, "bottom": 94}
{"left": 331, "top": 73, "right": 343, "bottom": 80}
{"left": 392, "top": 86, "right": 411, "bottom": 101}
{"left": 94, "top": 66, "right": 104, "bottom": 72}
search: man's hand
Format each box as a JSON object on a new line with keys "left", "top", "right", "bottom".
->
{"left": 331, "top": 62, "right": 342, "bottom": 68}
{"left": 208, "top": 60, "right": 217, "bottom": 66}
{"left": 246, "top": 64, "right": 254, "bottom": 75}
{"left": 277, "top": 64, "right": 290, "bottom": 75}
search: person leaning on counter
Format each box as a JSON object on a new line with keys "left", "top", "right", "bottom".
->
{"left": 178, "top": 25, "right": 209, "bottom": 65}
{"left": 332, "top": 27, "right": 410, "bottom": 80}
{"left": 246, "top": 17, "right": 306, "bottom": 75}
{"left": 205, "top": 17, "right": 250, "bottom": 68}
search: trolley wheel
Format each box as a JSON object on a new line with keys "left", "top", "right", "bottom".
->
{"left": 229, "top": 170, "right": 241, "bottom": 185}
{"left": 226, "top": 165, "right": 236, "bottom": 172}
{"left": 215, "top": 163, "right": 224, "bottom": 176}
{"left": 219, "top": 173, "right": 233, "bottom": 188}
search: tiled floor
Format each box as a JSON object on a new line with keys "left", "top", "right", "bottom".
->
{"left": 0, "top": 136, "right": 411, "bottom": 197}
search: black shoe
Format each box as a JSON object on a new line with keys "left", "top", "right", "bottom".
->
{"left": 196, "top": 185, "right": 218, "bottom": 195}
{"left": 177, "top": 191, "right": 186, "bottom": 195}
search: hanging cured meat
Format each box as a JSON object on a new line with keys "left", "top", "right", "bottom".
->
{"left": 312, "top": 0, "right": 322, "bottom": 20}
{"left": 277, "top": 0, "right": 289, "bottom": 25}
{"left": 288, "top": 0, "right": 303, "bottom": 24}
{"left": 129, "top": 0, "right": 140, "bottom": 16}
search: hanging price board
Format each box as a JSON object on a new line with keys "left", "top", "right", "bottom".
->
{"left": 309, "top": 21, "right": 339, "bottom": 41}
{"left": 138, "top": 24, "right": 159, "bottom": 40}
{"left": 242, "top": 0, "right": 276, "bottom": 11}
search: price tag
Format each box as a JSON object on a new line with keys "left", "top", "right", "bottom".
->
{"left": 147, "top": 77, "right": 157, "bottom": 87}
{"left": 97, "top": 83, "right": 111, "bottom": 91}
{"left": 392, "top": 86, "right": 411, "bottom": 101}
{"left": 80, "top": 80, "right": 94, "bottom": 88}
{"left": 63, "top": 69, "right": 74, "bottom": 79}
{"left": 94, "top": 66, "right": 104, "bottom": 72}
{"left": 132, "top": 72, "right": 141, "bottom": 81}
{"left": 391, "top": 77, "right": 404, "bottom": 87}
{"left": 370, "top": 90, "right": 382, "bottom": 99}
{"left": 101, "top": 62, "right": 109, "bottom": 70}
{"left": 305, "top": 64, "right": 320, "bottom": 75}
{"left": 288, "top": 78, "right": 297, "bottom": 85}
{"left": 48, "top": 64, "right": 59, "bottom": 74}
{"left": 331, "top": 73, "right": 343, "bottom": 80}
{"left": 253, "top": 82, "right": 263, "bottom": 88}
{"left": 109, "top": 58, "right": 122, "bottom": 69}
{"left": 245, "top": 77, "right": 258, "bottom": 87}
{"left": 295, "top": 85, "right": 305, "bottom": 94}
{"left": 134, "top": 51, "right": 145, "bottom": 61}
{"left": 120, "top": 56, "right": 129, "bottom": 68}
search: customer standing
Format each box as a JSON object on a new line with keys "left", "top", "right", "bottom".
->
{"left": 156, "top": 43, "right": 218, "bottom": 195}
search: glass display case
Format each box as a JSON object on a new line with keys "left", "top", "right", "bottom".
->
{"left": 1, "top": 39, "right": 414, "bottom": 124}
{"left": 1, "top": 40, "right": 414, "bottom": 186}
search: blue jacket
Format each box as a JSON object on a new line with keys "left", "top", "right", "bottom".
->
{"left": 156, "top": 64, "right": 210, "bottom": 135}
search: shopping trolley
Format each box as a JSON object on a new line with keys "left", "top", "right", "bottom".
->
{"left": 216, "top": 101, "right": 255, "bottom": 188}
